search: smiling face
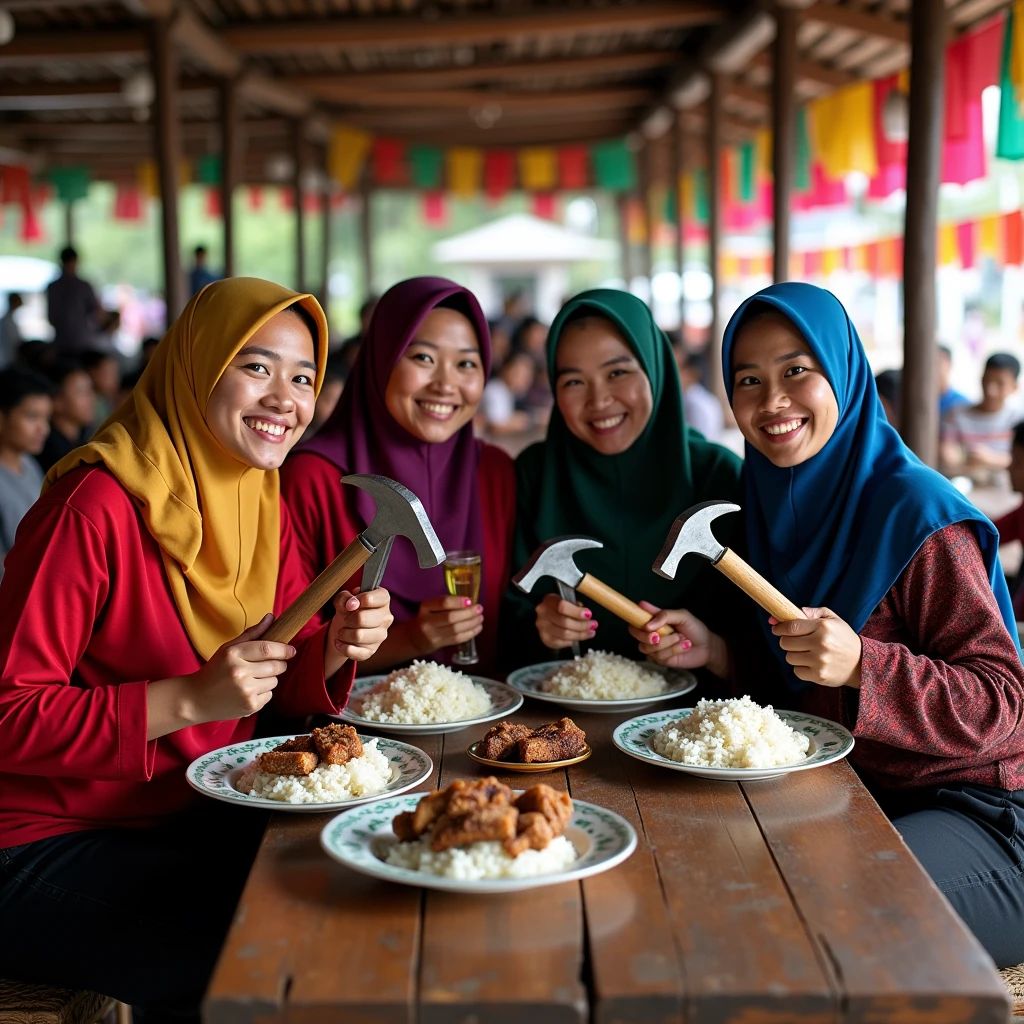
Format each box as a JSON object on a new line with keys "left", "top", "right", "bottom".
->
{"left": 384, "top": 306, "right": 485, "bottom": 444}
{"left": 554, "top": 315, "right": 653, "bottom": 455}
{"left": 206, "top": 308, "right": 318, "bottom": 470}
{"left": 730, "top": 311, "right": 840, "bottom": 468}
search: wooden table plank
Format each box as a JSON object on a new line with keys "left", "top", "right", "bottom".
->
{"left": 742, "top": 762, "right": 1011, "bottom": 1024}
{"left": 417, "top": 716, "right": 588, "bottom": 1024}
{"left": 204, "top": 731, "right": 444, "bottom": 1024}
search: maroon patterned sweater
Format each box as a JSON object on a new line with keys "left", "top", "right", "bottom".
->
{"left": 796, "top": 522, "right": 1024, "bottom": 791}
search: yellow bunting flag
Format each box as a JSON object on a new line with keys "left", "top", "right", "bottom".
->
{"left": 178, "top": 159, "right": 191, "bottom": 187}
{"left": 789, "top": 252, "right": 803, "bottom": 279}
{"left": 938, "top": 223, "right": 959, "bottom": 266}
{"left": 897, "top": 68, "right": 910, "bottom": 93}
{"left": 979, "top": 215, "right": 1002, "bottom": 259}
{"left": 879, "top": 238, "right": 898, "bottom": 277}
{"left": 518, "top": 148, "right": 557, "bottom": 191}
{"left": 850, "top": 244, "right": 868, "bottom": 272}
{"left": 809, "top": 82, "right": 878, "bottom": 179}
{"left": 755, "top": 129, "right": 772, "bottom": 180}
{"left": 1012, "top": 0, "right": 1024, "bottom": 101}
{"left": 822, "top": 248, "right": 841, "bottom": 275}
{"left": 626, "top": 197, "right": 647, "bottom": 245}
{"left": 328, "top": 125, "right": 372, "bottom": 191}
{"left": 721, "top": 253, "right": 740, "bottom": 282}
{"left": 447, "top": 148, "right": 483, "bottom": 197}
{"left": 681, "top": 171, "right": 696, "bottom": 219}
{"left": 138, "top": 160, "right": 158, "bottom": 199}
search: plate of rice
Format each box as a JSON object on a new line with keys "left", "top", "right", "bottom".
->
{"left": 336, "top": 660, "right": 524, "bottom": 735}
{"left": 506, "top": 651, "right": 697, "bottom": 713}
{"left": 185, "top": 732, "right": 433, "bottom": 812}
{"left": 319, "top": 783, "right": 637, "bottom": 894}
{"left": 612, "top": 696, "right": 855, "bottom": 781}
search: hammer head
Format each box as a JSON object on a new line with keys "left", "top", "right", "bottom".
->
{"left": 653, "top": 500, "right": 740, "bottom": 580}
{"left": 513, "top": 535, "right": 603, "bottom": 594}
{"left": 343, "top": 474, "right": 446, "bottom": 569}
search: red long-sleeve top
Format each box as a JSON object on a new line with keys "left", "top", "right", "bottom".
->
{"left": 0, "top": 466, "right": 355, "bottom": 849}
{"left": 798, "top": 522, "right": 1024, "bottom": 791}
{"left": 280, "top": 445, "right": 515, "bottom": 675}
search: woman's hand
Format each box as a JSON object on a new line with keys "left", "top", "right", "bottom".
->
{"left": 628, "top": 602, "right": 731, "bottom": 678}
{"left": 535, "top": 594, "right": 597, "bottom": 650}
{"left": 770, "top": 608, "right": 862, "bottom": 688}
{"left": 410, "top": 595, "right": 484, "bottom": 655}
{"left": 328, "top": 588, "right": 395, "bottom": 669}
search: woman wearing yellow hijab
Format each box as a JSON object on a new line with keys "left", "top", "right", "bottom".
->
{"left": 0, "top": 279, "right": 394, "bottom": 1021}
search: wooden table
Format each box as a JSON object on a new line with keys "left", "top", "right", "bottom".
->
{"left": 205, "top": 705, "right": 1011, "bottom": 1024}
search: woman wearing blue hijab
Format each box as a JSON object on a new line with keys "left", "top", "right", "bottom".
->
{"left": 634, "top": 283, "right": 1024, "bottom": 968}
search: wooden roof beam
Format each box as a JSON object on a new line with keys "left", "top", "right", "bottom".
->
{"left": 802, "top": 2, "right": 909, "bottom": 44}
{"left": 0, "top": 29, "right": 145, "bottom": 66}
{"left": 748, "top": 50, "right": 853, "bottom": 88}
{"left": 311, "top": 86, "right": 651, "bottom": 112}
{"left": 221, "top": 3, "right": 725, "bottom": 54}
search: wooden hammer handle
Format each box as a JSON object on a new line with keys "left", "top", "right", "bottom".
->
{"left": 577, "top": 575, "right": 674, "bottom": 636}
{"left": 715, "top": 548, "right": 805, "bottom": 622}
{"left": 264, "top": 539, "right": 372, "bottom": 644}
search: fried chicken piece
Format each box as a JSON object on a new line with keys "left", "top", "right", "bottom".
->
{"left": 311, "top": 723, "right": 363, "bottom": 766}
{"left": 445, "top": 776, "right": 514, "bottom": 817}
{"left": 272, "top": 735, "right": 316, "bottom": 754}
{"left": 410, "top": 787, "right": 453, "bottom": 836}
{"left": 257, "top": 750, "right": 318, "bottom": 776}
{"left": 504, "top": 810, "right": 556, "bottom": 856}
{"left": 517, "top": 718, "right": 587, "bottom": 763}
{"left": 480, "top": 721, "right": 534, "bottom": 761}
{"left": 514, "top": 785, "right": 573, "bottom": 835}
{"left": 392, "top": 811, "right": 419, "bottom": 843}
{"left": 430, "top": 804, "right": 519, "bottom": 853}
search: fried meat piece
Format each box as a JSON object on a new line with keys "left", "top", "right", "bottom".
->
{"left": 411, "top": 787, "right": 453, "bottom": 836}
{"left": 392, "top": 811, "right": 419, "bottom": 843}
{"left": 480, "top": 721, "right": 534, "bottom": 761}
{"left": 272, "top": 735, "right": 316, "bottom": 754}
{"left": 257, "top": 750, "right": 318, "bottom": 776}
{"left": 430, "top": 804, "right": 519, "bottom": 853}
{"left": 504, "top": 811, "right": 556, "bottom": 856}
{"left": 444, "top": 777, "right": 514, "bottom": 817}
{"left": 515, "top": 785, "right": 572, "bottom": 834}
{"left": 518, "top": 718, "right": 587, "bottom": 763}
{"left": 311, "top": 723, "right": 363, "bottom": 765}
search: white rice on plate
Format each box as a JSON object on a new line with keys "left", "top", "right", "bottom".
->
{"left": 540, "top": 650, "right": 668, "bottom": 701}
{"left": 354, "top": 660, "right": 492, "bottom": 724}
{"left": 651, "top": 695, "right": 810, "bottom": 769}
{"left": 385, "top": 835, "right": 577, "bottom": 880}
{"left": 236, "top": 738, "right": 392, "bottom": 803}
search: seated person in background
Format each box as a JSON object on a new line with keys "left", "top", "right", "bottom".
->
{"left": 189, "top": 245, "right": 218, "bottom": 296}
{"left": 480, "top": 352, "right": 535, "bottom": 436}
{"left": 16, "top": 340, "right": 51, "bottom": 375}
{"left": 0, "top": 293, "right": 23, "bottom": 370}
{"left": 941, "top": 352, "right": 1020, "bottom": 481}
{"left": 81, "top": 349, "right": 121, "bottom": 425}
{"left": 939, "top": 344, "right": 971, "bottom": 418}
{"left": 874, "top": 369, "right": 902, "bottom": 428}
{"left": 678, "top": 352, "right": 724, "bottom": 441}
{"left": 140, "top": 335, "right": 160, "bottom": 366}
{"left": 0, "top": 367, "right": 52, "bottom": 577}
{"left": 306, "top": 348, "right": 348, "bottom": 437}
{"left": 992, "top": 421, "right": 1024, "bottom": 617}
{"left": 36, "top": 359, "right": 95, "bottom": 472}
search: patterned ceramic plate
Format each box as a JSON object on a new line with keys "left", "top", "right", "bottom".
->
{"left": 612, "top": 709, "right": 855, "bottom": 781}
{"left": 320, "top": 792, "right": 637, "bottom": 894}
{"left": 335, "top": 675, "right": 524, "bottom": 735}
{"left": 506, "top": 660, "right": 697, "bottom": 714}
{"left": 466, "top": 741, "right": 593, "bottom": 773}
{"left": 185, "top": 734, "right": 433, "bottom": 813}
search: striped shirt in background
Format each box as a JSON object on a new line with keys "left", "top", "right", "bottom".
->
{"left": 941, "top": 404, "right": 1021, "bottom": 456}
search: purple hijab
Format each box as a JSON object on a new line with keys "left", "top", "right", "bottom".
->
{"left": 302, "top": 277, "right": 491, "bottom": 620}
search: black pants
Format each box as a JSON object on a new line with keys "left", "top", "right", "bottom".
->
{"left": 878, "top": 783, "right": 1024, "bottom": 968}
{"left": 0, "top": 802, "right": 267, "bottom": 1024}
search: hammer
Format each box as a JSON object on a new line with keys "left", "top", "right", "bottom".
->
{"left": 264, "top": 474, "right": 445, "bottom": 644}
{"left": 513, "top": 536, "right": 673, "bottom": 656}
{"left": 653, "top": 501, "right": 805, "bottom": 621}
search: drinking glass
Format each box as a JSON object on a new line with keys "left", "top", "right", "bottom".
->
{"left": 444, "top": 550, "right": 481, "bottom": 667}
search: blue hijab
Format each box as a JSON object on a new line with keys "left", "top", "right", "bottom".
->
{"left": 721, "top": 283, "right": 1019, "bottom": 689}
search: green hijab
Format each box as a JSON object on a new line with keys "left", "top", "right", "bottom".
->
{"left": 505, "top": 289, "right": 743, "bottom": 663}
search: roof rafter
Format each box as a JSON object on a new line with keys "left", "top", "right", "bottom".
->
{"left": 802, "top": 2, "right": 910, "bottom": 44}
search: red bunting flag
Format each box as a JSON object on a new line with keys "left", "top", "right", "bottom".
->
{"left": 957, "top": 220, "right": 976, "bottom": 268}
{"left": 558, "top": 146, "right": 589, "bottom": 190}
{"left": 422, "top": 191, "right": 447, "bottom": 226}
{"left": 113, "top": 186, "right": 144, "bottom": 221}
{"left": 483, "top": 150, "right": 516, "bottom": 200}
{"left": 1005, "top": 211, "right": 1024, "bottom": 265}
{"left": 372, "top": 138, "right": 406, "bottom": 186}
{"left": 531, "top": 193, "right": 556, "bottom": 219}
{"left": 1, "top": 165, "right": 30, "bottom": 205}
{"left": 248, "top": 187, "right": 263, "bottom": 211}
{"left": 279, "top": 188, "right": 295, "bottom": 211}
{"left": 205, "top": 187, "right": 222, "bottom": 218}
{"left": 20, "top": 201, "right": 41, "bottom": 242}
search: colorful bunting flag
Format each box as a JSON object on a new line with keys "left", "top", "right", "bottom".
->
{"left": 422, "top": 191, "right": 447, "bottom": 226}
{"left": 409, "top": 146, "right": 444, "bottom": 189}
{"left": 248, "top": 186, "right": 263, "bottom": 211}
{"left": 47, "top": 166, "right": 91, "bottom": 203}
{"left": 195, "top": 154, "right": 221, "bottom": 186}
{"left": 999, "top": 7, "right": 1024, "bottom": 160}
{"left": 328, "top": 125, "right": 372, "bottom": 190}
{"left": 113, "top": 185, "right": 144, "bottom": 222}
{"left": 532, "top": 193, "right": 557, "bottom": 219}
{"left": 372, "top": 139, "right": 406, "bottom": 186}
{"left": 558, "top": 146, "right": 589, "bottom": 190}
{"left": 519, "top": 148, "right": 557, "bottom": 191}
{"left": 795, "top": 108, "right": 812, "bottom": 192}
{"left": 483, "top": 150, "right": 516, "bottom": 200}
{"left": 447, "top": 148, "right": 483, "bottom": 197}
{"left": 591, "top": 139, "right": 636, "bottom": 191}
{"left": 205, "top": 187, "right": 222, "bottom": 218}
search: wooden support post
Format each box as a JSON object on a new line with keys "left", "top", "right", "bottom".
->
{"left": 360, "top": 183, "right": 373, "bottom": 296}
{"left": 617, "top": 192, "right": 634, "bottom": 284}
{"left": 671, "top": 115, "right": 686, "bottom": 338}
{"left": 292, "top": 119, "right": 306, "bottom": 293}
{"left": 707, "top": 71, "right": 725, "bottom": 397}
{"left": 320, "top": 152, "right": 331, "bottom": 314}
{"left": 772, "top": 5, "right": 798, "bottom": 283}
{"left": 151, "top": 15, "right": 184, "bottom": 325}
{"left": 901, "top": 0, "right": 946, "bottom": 465}
{"left": 64, "top": 201, "right": 74, "bottom": 248}
{"left": 219, "top": 76, "right": 239, "bottom": 279}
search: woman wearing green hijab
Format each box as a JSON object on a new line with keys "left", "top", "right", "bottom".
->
{"left": 502, "top": 289, "right": 744, "bottom": 670}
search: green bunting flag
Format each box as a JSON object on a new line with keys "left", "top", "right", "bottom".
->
{"left": 997, "top": 11, "right": 1024, "bottom": 161}
{"left": 196, "top": 154, "right": 222, "bottom": 186}
{"left": 795, "top": 107, "right": 812, "bottom": 191}
{"left": 591, "top": 139, "right": 637, "bottom": 191}
{"left": 694, "top": 168, "right": 709, "bottom": 224}
{"left": 409, "top": 146, "right": 444, "bottom": 189}
{"left": 47, "top": 166, "right": 91, "bottom": 203}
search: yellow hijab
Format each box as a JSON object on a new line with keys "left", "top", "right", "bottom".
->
{"left": 45, "top": 278, "right": 329, "bottom": 659}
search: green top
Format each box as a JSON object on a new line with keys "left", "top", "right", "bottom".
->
{"left": 501, "top": 289, "right": 744, "bottom": 666}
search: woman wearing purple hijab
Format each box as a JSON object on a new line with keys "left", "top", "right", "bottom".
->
{"left": 281, "top": 277, "right": 516, "bottom": 675}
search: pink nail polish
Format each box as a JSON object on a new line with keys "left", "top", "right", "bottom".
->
{"left": 463, "top": 599, "right": 472, "bottom": 607}
{"left": 582, "top": 609, "right": 593, "bottom": 620}
{"left": 681, "top": 640, "right": 692, "bottom": 650}
{"left": 651, "top": 634, "right": 660, "bottom": 644}
{"left": 590, "top": 621, "right": 598, "bottom": 630}
{"left": 475, "top": 605, "right": 483, "bottom": 613}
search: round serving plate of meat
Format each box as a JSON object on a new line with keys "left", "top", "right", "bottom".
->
{"left": 466, "top": 740, "right": 593, "bottom": 772}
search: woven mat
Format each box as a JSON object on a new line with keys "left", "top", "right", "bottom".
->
{"left": 1000, "top": 963, "right": 1024, "bottom": 1016}
{"left": 0, "top": 980, "right": 111, "bottom": 1024}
